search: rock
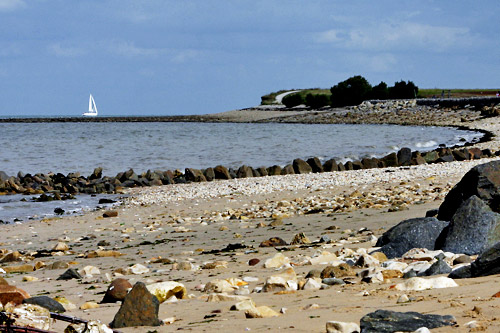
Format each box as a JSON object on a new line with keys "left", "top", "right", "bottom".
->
{"left": 230, "top": 299, "right": 256, "bottom": 311}
{"left": 438, "top": 195, "right": 500, "bottom": 255}
{"left": 323, "top": 159, "right": 338, "bottom": 172}
{"left": 103, "top": 210, "right": 118, "bottom": 218}
{"left": 422, "top": 150, "right": 440, "bottom": 163}
{"left": 207, "top": 293, "right": 251, "bottom": 303}
{"left": 370, "top": 252, "right": 388, "bottom": 263}
{"left": 0, "top": 277, "right": 8, "bottom": 285}
{"left": 204, "top": 279, "right": 236, "bottom": 293}
{"left": 110, "top": 282, "right": 163, "bottom": 328}
{"left": 89, "top": 167, "right": 103, "bottom": 180}
{"left": 80, "top": 265, "right": 100, "bottom": 276}
{"left": 423, "top": 258, "right": 452, "bottom": 276}
{"left": 259, "top": 237, "right": 287, "bottom": 247}
{"left": 322, "top": 278, "right": 345, "bottom": 286}
{"left": 263, "top": 253, "right": 290, "bottom": 268}
{"left": 245, "top": 305, "right": 280, "bottom": 318}
{"left": 375, "top": 217, "right": 449, "bottom": 259}
{"left": 203, "top": 167, "right": 215, "bottom": 181}
{"left": 52, "top": 242, "right": 69, "bottom": 251}
{"left": 0, "top": 285, "right": 30, "bottom": 305}
{"left": 126, "top": 263, "right": 149, "bottom": 275}
{"left": 293, "top": 158, "right": 312, "bottom": 174}
{"left": 290, "top": 232, "right": 311, "bottom": 245}
{"left": 262, "top": 267, "right": 297, "bottom": 292}
{"left": 448, "top": 265, "right": 471, "bottom": 279}
{"left": 53, "top": 296, "right": 77, "bottom": 311}
{"left": 321, "top": 263, "right": 355, "bottom": 278}
{"left": 361, "top": 157, "right": 379, "bottom": 169}
{"left": 5, "top": 304, "right": 51, "bottom": 331}
{"left": 214, "top": 165, "right": 231, "bottom": 179}
{"left": 438, "top": 160, "right": 500, "bottom": 221}
{"left": 101, "top": 278, "right": 133, "bottom": 303}
{"left": 185, "top": 168, "right": 207, "bottom": 182}
{"left": 302, "top": 278, "right": 322, "bottom": 291}
{"left": 147, "top": 281, "right": 187, "bottom": 303}
{"left": 397, "top": 147, "right": 412, "bottom": 166}
{"left": 47, "top": 261, "right": 69, "bottom": 269}
{"left": 470, "top": 241, "right": 500, "bottom": 277}
{"left": 57, "top": 268, "right": 82, "bottom": 280}
{"left": 2, "top": 264, "right": 34, "bottom": 273}
{"left": 23, "top": 296, "right": 66, "bottom": 313}
{"left": 248, "top": 258, "right": 260, "bottom": 266}
{"left": 281, "top": 164, "right": 295, "bottom": 175}
{"left": 393, "top": 276, "right": 458, "bottom": 291}
{"left": 453, "top": 254, "right": 472, "bottom": 265}
{"left": 85, "top": 249, "right": 123, "bottom": 258}
{"left": 80, "top": 301, "right": 100, "bottom": 310}
{"left": 237, "top": 165, "right": 254, "bottom": 178}
{"left": 65, "top": 320, "right": 112, "bottom": 333}
{"left": 360, "top": 309, "right": 456, "bottom": 333}
{"left": 355, "top": 254, "right": 380, "bottom": 268}
{"left": 0, "top": 250, "right": 22, "bottom": 263}
{"left": 326, "top": 321, "right": 360, "bottom": 333}
{"left": 307, "top": 251, "right": 340, "bottom": 265}
{"left": 307, "top": 157, "right": 323, "bottom": 173}
{"left": 267, "top": 165, "right": 282, "bottom": 176}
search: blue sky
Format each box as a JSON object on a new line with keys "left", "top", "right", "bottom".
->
{"left": 0, "top": 1, "right": 499, "bottom": 116}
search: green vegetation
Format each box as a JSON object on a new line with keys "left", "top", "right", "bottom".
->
{"left": 417, "top": 88, "right": 499, "bottom": 98}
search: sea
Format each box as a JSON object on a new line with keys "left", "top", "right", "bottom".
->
{"left": 0, "top": 121, "right": 483, "bottom": 223}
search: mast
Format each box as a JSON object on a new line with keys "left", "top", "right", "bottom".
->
{"left": 88, "top": 94, "right": 93, "bottom": 112}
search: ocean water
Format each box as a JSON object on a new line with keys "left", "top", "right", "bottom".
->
{"left": 0, "top": 122, "right": 482, "bottom": 177}
{"left": 0, "top": 122, "right": 483, "bottom": 223}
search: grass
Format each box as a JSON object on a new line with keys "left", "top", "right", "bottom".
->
{"left": 260, "top": 88, "right": 331, "bottom": 105}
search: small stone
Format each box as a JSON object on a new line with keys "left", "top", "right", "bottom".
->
{"left": 57, "top": 268, "right": 82, "bottom": 280}
{"left": 54, "top": 296, "right": 77, "bottom": 311}
{"left": 393, "top": 276, "right": 458, "bottom": 291}
{"left": 147, "top": 281, "right": 187, "bottom": 303}
{"left": 248, "top": 258, "right": 260, "bottom": 266}
{"left": 263, "top": 253, "right": 290, "bottom": 268}
{"left": 65, "top": 320, "right": 112, "bottom": 332}
{"left": 245, "top": 305, "right": 280, "bottom": 318}
{"left": 52, "top": 242, "right": 69, "bottom": 251}
{"left": 397, "top": 294, "right": 410, "bottom": 303}
{"left": 259, "top": 237, "right": 288, "bottom": 247}
{"left": 0, "top": 251, "right": 22, "bottom": 263}
{"left": 0, "top": 285, "right": 30, "bottom": 305}
{"left": 23, "top": 296, "right": 66, "bottom": 313}
{"left": 103, "top": 210, "right": 118, "bottom": 218}
{"left": 80, "top": 301, "right": 100, "bottom": 310}
{"left": 2, "top": 264, "right": 34, "bottom": 273}
{"left": 22, "top": 276, "right": 39, "bottom": 282}
{"left": 290, "top": 232, "right": 311, "bottom": 245}
{"left": 326, "top": 320, "right": 360, "bottom": 333}
{"left": 101, "top": 278, "right": 133, "bottom": 303}
{"left": 302, "top": 278, "right": 322, "bottom": 291}
{"left": 174, "top": 261, "right": 195, "bottom": 271}
{"left": 126, "top": 263, "right": 149, "bottom": 275}
{"left": 204, "top": 279, "right": 236, "bottom": 294}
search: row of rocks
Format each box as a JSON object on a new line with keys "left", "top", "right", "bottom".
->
{"left": 0, "top": 145, "right": 495, "bottom": 199}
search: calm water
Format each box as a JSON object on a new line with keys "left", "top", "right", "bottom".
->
{"left": 0, "top": 122, "right": 482, "bottom": 223}
{"left": 0, "top": 122, "right": 482, "bottom": 177}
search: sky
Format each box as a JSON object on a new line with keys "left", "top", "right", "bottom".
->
{"left": 0, "top": 1, "right": 499, "bottom": 116}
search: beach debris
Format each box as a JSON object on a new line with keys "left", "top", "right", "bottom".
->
{"left": 23, "top": 295, "right": 66, "bottom": 313}
{"left": 326, "top": 320, "right": 360, "bottom": 333}
{"left": 0, "top": 285, "right": 30, "bottom": 305}
{"left": 2, "top": 303, "right": 52, "bottom": 331}
{"left": 85, "top": 250, "right": 124, "bottom": 258}
{"left": 147, "top": 281, "right": 187, "bottom": 303}
{"left": 110, "top": 282, "right": 163, "bottom": 328}
{"left": 393, "top": 276, "right": 458, "bottom": 291}
{"left": 263, "top": 253, "right": 290, "bottom": 268}
{"left": 290, "top": 232, "right": 311, "bottom": 245}
{"left": 360, "top": 309, "right": 456, "bottom": 333}
{"left": 65, "top": 320, "right": 113, "bottom": 333}
{"left": 260, "top": 237, "right": 288, "bottom": 247}
{"left": 101, "top": 278, "right": 133, "bottom": 303}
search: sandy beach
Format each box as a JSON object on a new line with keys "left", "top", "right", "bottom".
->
{"left": 2, "top": 105, "right": 500, "bottom": 332}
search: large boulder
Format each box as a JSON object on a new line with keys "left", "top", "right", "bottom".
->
{"left": 236, "top": 165, "right": 254, "bottom": 178}
{"left": 322, "top": 159, "right": 338, "bottom": 172}
{"left": 470, "top": 241, "right": 500, "bottom": 277}
{"left": 110, "top": 282, "right": 163, "bottom": 328}
{"left": 437, "top": 195, "right": 500, "bottom": 255}
{"left": 438, "top": 160, "right": 500, "bottom": 221}
{"left": 293, "top": 158, "right": 312, "bottom": 174}
{"left": 375, "top": 217, "right": 449, "bottom": 259}
{"left": 306, "top": 157, "right": 323, "bottom": 173}
{"left": 397, "top": 147, "right": 412, "bottom": 166}
{"left": 184, "top": 168, "right": 207, "bottom": 182}
{"left": 214, "top": 165, "right": 231, "bottom": 180}
{"left": 360, "top": 309, "right": 456, "bottom": 333}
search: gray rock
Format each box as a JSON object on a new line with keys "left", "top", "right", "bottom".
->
{"left": 214, "top": 165, "right": 231, "bottom": 180}
{"left": 438, "top": 196, "right": 500, "bottom": 255}
{"left": 267, "top": 165, "right": 282, "bottom": 176}
{"left": 322, "top": 159, "right": 338, "bottom": 172}
{"left": 306, "top": 157, "right": 323, "bottom": 173}
{"left": 360, "top": 309, "right": 456, "bottom": 333}
{"left": 293, "top": 158, "right": 312, "bottom": 174}
{"left": 397, "top": 147, "right": 412, "bottom": 166}
{"left": 422, "top": 258, "right": 452, "bottom": 276}
{"left": 375, "top": 217, "right": 449, "bottom": 259}
{"left": 322, "top": 278, "right": 345, "bottom": 286}
{"left": 471, "top": 241, "right": 500, "bottom": 277}
{"left": 23, "top": 296, "right": 65, "bottom": 313}
{"left": 237, "top": 165, "right": 254, "bottom": 178}
{"left": 448, "top": 265, "right": 471, "bottom": 279}
{"left": 56, "top": 268, "right": 82, "bottom": 280}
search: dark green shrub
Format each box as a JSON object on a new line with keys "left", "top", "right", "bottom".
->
{"left": 282, "top": 93, "right": 305, "bottom": 108}
{"left": 389, "top": 80, "right": 419, "bottom": 99}
{"left": 330, "top": 75, "right": 372, "bottom": 107}
{"left": 305, "top": 93, "right": 330, "bottom": 109}
{"left": 370, "top": 81, "right": 389, "bottom": 100}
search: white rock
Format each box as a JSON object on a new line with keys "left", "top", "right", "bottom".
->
{"left": 147, "top": 281, "right": 187, "bottom": 303}
{"left": 414, "top": 328, "right": 431, "bottom": 333}
{"left": 326, "top": 320, "right": 361, "bottom": 333}
{"left": 9, "top": 304, "right": 51, "bottom": 331}
{"left": 242, "top": 276, "right": 259, "bottom": 283}
{"left": 126, "top": 263, "right": 149, "bottom": 275}
{"left": 207, "top": 293, "right": 252, "bottom": 303}
{"left": 65, "top": 320, "right": 113, "bottom": 333}
{"left": 381, "top": 260, "right": 408, "bottom": 271}
{"left": 263, "top": 253, "right": 290, "bottom": 268}
{"left": 394, "top": 276, "right": 458, "bottom": 291}
{"left": 204, "top": 279, "right": 236, "bottom": 293}
{"left": 302, "top": 278, "right": 322, "bottom": 291}
{"left": 79, "top": 265, "right": 100, "bottom": 277}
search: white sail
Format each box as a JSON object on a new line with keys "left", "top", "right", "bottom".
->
{"left": 83, "top": 94, "right": 98, "bottom": 117}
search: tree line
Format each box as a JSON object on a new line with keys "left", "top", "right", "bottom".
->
{"left": 282, "top": 75, "right": 419, "bottom": 108}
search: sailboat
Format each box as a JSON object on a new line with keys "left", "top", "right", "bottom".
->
{"left": 82, "top": 94, "right": 98, "bottom": 117}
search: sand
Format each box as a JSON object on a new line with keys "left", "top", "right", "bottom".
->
{"left": 2, "top": 107, "right": 500, "bottom": 332}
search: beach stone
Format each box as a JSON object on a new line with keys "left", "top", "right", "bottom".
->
{"left": 422, "top": 150, "right": 440, "bottom": 163}
{"left": 203, "top": 167, "right": 215, "bottom": 181}
{"left": 85, "top": 249, "right": 123, "bottom": 258}
{"left": 101, "top": 278, "right": 133, "bottom": 303}
{"left": 470, "top": 241, "right": 500, "bottom": 277}
{"left": 323, "top": 159, "right": 338, "bottom": 172}
{"left": 355, "top": 254, "right": 380, "bottom": 268}
{"left": 47, "top": 261, "right": 69, "bottom": 270}
{"left": 208, "top": 293, "right": 251, "bottom": 303}
{"left": 351, "top": 160, "right": 363, "bottom": 170}
{"left": 185, "top": 168, "right": 206, "bottom": 182}
{"left": 290, "top": 232, "right": 311, "bottom": 245}
{"left": 267, "top": 165, "right": 282, "bottom": 176}
{"left": 321, "top": 263, "right": 355, "bottom": 279}
{"left": 80, "top": 265, "right": 100, "bottom": 276}
{"left": 80, "top": 301, "right": 100, "bottom": 310}
{"left": 0, "top": 250, "right": 22, "bottom": 263}
{"left": 0, "top": 277, "right": 8, "bottom": 285}
{"left": 326, "top": 321, "right": 360, "bottom": 333}
{"left": 262, "top": 267, "right": 297, "bottom": 292}
{"left": 2, "top": 264, "right": 34, "bottom": 273}
{"left": 293, "top": 158, "right": 312, "bottom": 174}
{"left": 322, "top": 278, "right": 345, "bottom": 286}
{"left": 89, "top": 167, "right": 103, "bottom": 180}
{"left": 230, "top": 299, "right": 256, "bottom": 311}
{"left": 453, "top": 254, "right": 472, "bottom": 265}
{"left": 248, "top": 258, "right": 260, "bottom": 266}
{"left": 381, "top": 152, "right": 398, "bottom": 167}
{"left": 375, "top": 217, "right": 449, "bottom": 259}
{"left": 23, "top": 296, "right": 66, "bottom": 313}
{"left": 245, "top": 305, "right": 280, "bottom": 318}
{"left": 360, "top": 309, "right": 456, "bottom": 333}
{"left": 394, "top": 276, "right": 458, "bottom": 291}
{"left": 361, "top": 157, "right": 379, "bottom": 169}
{"left": 281, "top": 164, "right": 295, "bottom": 175}
{"left": 448, "top": 265, "right": 471, "bottom": 279}
{"left": 203, "top": 279, "right": 236, "bottom": 293}
{"left": 259, "top": 237, "right": 287, "bottom": 247}
{"left": 397, "top": 147, "right": 412, "bottom": 166}
{"left": 110, "top": 282, "right": 163, "bottom": 328}
{"left": 147, "top": 281, "right": 187, "bottom": 303}
{"left": 263, "top": 253, "right": 290, "bottom": 268}
{"left": 236, "top": 165, "right": 253, "bottom": 178}
{"left": 370, "top": 252, "right": 388, "bottom": 263}
{"left": 53, "top": 296, "right": 77, "bottom": 311}
{"left": 7, "top": 304, "right": 51, "bottom": 331}
{"left": 305, "top": 269, "right": 322, "bottom": 279}
{"left": 423, "top": 258, "right": 452, "bottom": 276}
{"left": 52, "top": 242, "right": 69, "bottom": 251}
{"left": 307, "top": 157, "right": 323, "bottom": 173}
{"left": 103, "top": 210, "right": 118, "bottom": 218}
{"left": 0, "top": 285, "right": 30, "bottom": 305}
{"left": 256, "top": 166, "right": 268, "bottom": 176}
{"left": 57, "top": 268, "right": 82, "bottom": 280}
{"left": 438, "top": 160, "right": 500, "bottom": 221}
{"left": 302, "top": 278, "right": 322, "bottom": 291}
{"left": 65, "top": 320, "right": 112, "bottom": 333}
{"left": 438, "top": 195, "right": 500, "bottom": 255}
{"left": 126, "top": 263, "right": 149, "bottom": 275}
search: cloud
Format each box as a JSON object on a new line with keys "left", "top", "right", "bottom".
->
{"left": 47, "top": 43, "right": 85, "bottom": 57}
{"left": 106, "top": 41, "right": 162, "bottom": 57}
{"left": 316, "top": 22, "right": 477, "bottom": 52}
{"left": 0, "top": 0, "right": 25, "bottom": 11}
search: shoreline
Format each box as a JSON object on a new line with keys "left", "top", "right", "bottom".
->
{"left": 2, "top": 100, "right": 500, "bottom": 331}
